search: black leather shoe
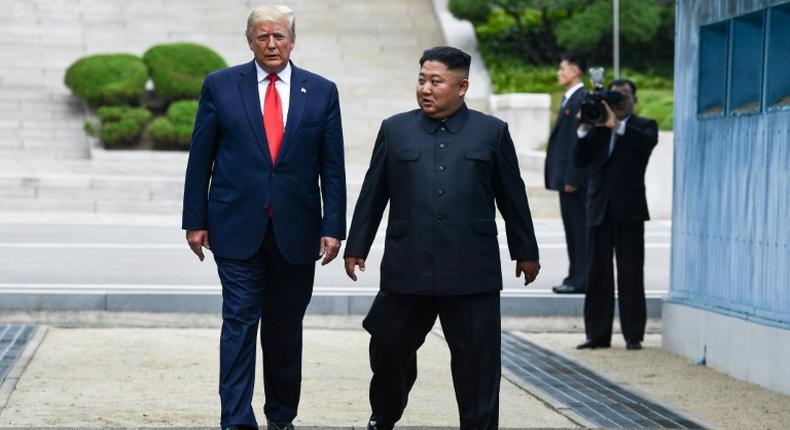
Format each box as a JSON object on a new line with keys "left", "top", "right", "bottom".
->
{"left": 267, "top": 422, "right": 294, "bottom": 430}
{"left": 367, "top": 416, "right": 394, "bottom": 430}
{"left": 552, "top": 284, "right": 585, "bottom": 294}
{"left": 626, "top": 341, "right": 642, "bottom": 350}
{"left": 576, "top": 339, "right": 611, "bottom": 349}
{"left": 224, "top": 426, "right": 256, "bottom": 430}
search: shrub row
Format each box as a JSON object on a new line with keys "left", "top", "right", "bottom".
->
{"left": 66, "top": 43, "right": 225, "bottom": 149}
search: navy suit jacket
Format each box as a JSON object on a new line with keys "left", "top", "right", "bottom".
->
{"left": 344, "top": 104, "right": 539, "bottom": 296}
{"left": 182, "top": 60, "right": 346, "bottom": 263}
{"left": 574, "top": 115, "right": 658, "bottom": 227}
{"left": 545, "top": 87, "right": 587, "bottom": 191}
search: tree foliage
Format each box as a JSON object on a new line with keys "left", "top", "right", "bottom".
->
{"left": 449, "top": 0, "right": 673, "bottom": 72}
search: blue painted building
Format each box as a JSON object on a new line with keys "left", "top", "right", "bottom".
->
{"left": 663, "top": 0, "right": 790, "bottom": 394}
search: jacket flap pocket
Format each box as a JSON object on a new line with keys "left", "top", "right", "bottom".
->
{"left": 464, "top": 149, "right": 493, "bottom": 162}
{"left": 395, "top": 148, "right": 420, "bottom": 161}
{"left": 472, "top": 219, "right": 498, "bottom": 236}
{"left": 386, "top": 220, "right": 408, "bottom": 238}
{"left": 209, "top": 187, "right": 237, "bottom": 203}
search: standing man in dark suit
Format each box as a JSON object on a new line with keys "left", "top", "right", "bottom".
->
{"left": 545, "top": 54, "right": 589, "bottom": 294}
{"left": 182, "top": 5, "right": 346, "bottom": 430}
{"left": 573, "top": 79, "right": 658, "bottom": 351}
{"left": 344, "top": 46, "right": 540, "bottom": 430}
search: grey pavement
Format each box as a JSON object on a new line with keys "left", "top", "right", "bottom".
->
{"left": 0, "top": 214, "right": 670, "bottom": 315}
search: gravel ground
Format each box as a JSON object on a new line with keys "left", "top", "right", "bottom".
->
{"left": 0, "top": 327, "right": 575, "bottom": 428}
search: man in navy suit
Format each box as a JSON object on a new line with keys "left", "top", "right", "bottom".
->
{"left": 573, "top": 79, "right": 658, "bottom": 351}
{"left": 182, "top": 5, "right": 345, "bottom": 430}
{"left": 344, "top": 46, "right": 540, "bottom": 430}
{"left": 545, "top": 54, "right": 589, "bottom": 294}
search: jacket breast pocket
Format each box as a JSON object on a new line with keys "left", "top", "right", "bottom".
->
{"left": 395, "top": 148, "right": 420, "bottom": 162}
{"left": 464, "top": 149, "right": 493, "bottom": 162}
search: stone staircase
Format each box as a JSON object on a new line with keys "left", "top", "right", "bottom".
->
{"left": 0, "top": 0, "right": 558, "bottom": 217}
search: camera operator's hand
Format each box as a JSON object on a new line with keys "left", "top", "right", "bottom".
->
{"left": 596, "top": 101, "right": 619, "bottom": 129}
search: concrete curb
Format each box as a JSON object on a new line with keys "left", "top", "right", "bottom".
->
{"left": 0, "top": 288, "right": 664, "bottom": 317}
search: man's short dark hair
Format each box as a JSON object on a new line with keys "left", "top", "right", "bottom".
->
{"left": 561, "top": 54, "right": 587, "bottom": 75}
{"left": 419, "top": 46, "right": 471, "bottom": 78}
{"left": 608, "top": 79, "right": 638, "bottom": 97}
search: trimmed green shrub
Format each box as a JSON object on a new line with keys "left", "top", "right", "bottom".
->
{"left": 636, "top": 89, "right": 674, "bottom": 131}
{"left": 64, "top": 54, "right": 148, "bottom": 106}
{"left": 143, "top": 43, "right": 227, "bottom": 101}
{"left": 93, "top": 106, "right": 152, "bottom": 149}
{"left": 148, "top": 100, "right": 199, "bottom": 150}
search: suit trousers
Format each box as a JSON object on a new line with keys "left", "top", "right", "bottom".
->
{"left": 583, "top": 214, "right": 646, "bottom": 344}
{"left": 214, "top": 222, "right": 315, "bottom": 428}
{"left": 559, "top": 190, "right": 588, "bottom": 290}
{"left": 363, "top": 291, "right": 501, "bottom": 430}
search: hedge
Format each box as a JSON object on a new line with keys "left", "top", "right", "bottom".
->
{"left": 64, "top": 54, "right": 148, "bottom": 106}
{"left": 148, "top": 100, "right": 198, "bottom": 150}
{"left": 143, "top": 43, "right": 227, "bottom": 101}
{"left": 88, "top": 106, "right": 152, "bottom": 149}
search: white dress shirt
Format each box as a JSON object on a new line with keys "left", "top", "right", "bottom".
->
{"left": 577, "top": 116, "right": 629, "bottom": 157}
{"left": 562, "top": 82, "right": 585, "bottom": 107}
{"left": 256, "top": 61, "right": 291, "bottom": 129}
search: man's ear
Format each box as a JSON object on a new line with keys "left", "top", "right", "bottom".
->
{"left": 633, "top": 95, "right": 639, "bottom": 105}
{"left": 458, "top": 78, "right": 469, "bottom": 97}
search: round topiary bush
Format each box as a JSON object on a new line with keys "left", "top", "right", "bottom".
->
{"left": 64, "top": 54, "right": 148, "bottom": 106}
{"left": 143, "top": 43, "right": 227, "bottom": 101}
{"left": 148, "top": 100, "right": 199, "bottom": 150}
{"left": 93, "top": 106, "right": 152, "bottom": 149}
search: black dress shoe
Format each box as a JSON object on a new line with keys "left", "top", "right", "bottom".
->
{"left": 367, "top": 415, "right": 394, "bottom": 430}
{"left": 576, "top": 339, "right": 611, "bottom": 349}
{"left": 223, "top": 426, "right": 256, "bottom": 430}
{"left": 552, "top": 284, "right": 585, "bottom": 294}
{"left": 268, "top": 422, "right": 294, "bottom": 430}
{"left": 626, "top": 341, "right": 642, "bottom": 350}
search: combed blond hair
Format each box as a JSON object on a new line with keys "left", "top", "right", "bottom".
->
{"left": 246, "top": 5, "right": 296, "bottom": 41}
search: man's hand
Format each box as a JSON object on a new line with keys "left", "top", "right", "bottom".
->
{"left": 516, "top": 260, "right": 540, "bottom": 286}
{"left": 319, "top": 237, "right": 341, "bottom": 266}
{"left": 563, "top": 184, "right": 578, "bottom": 193}
{"left": 596, "top": 101, "right": 619, "bottom": 129}
{"left": 344, "top": 256, "right": 366, "bottom": 281}
{"left": 186, "top": 230, "right": 210, "bottom": 262}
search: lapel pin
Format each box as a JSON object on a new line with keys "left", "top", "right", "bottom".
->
{"left": 301, "top": 87, "right": 307, "bottom": 93}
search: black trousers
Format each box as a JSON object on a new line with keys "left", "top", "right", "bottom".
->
{"left": 583, "top": 214, "right": 646, "bottom": 343}
{"left": 559, "top": 190, "right": 588, "bottom": 290}
{"left": 363, "top": 291, "right": 501, "bottom": 430}
{"left": 214, "top": 223, "right": 315, "bottom": 428}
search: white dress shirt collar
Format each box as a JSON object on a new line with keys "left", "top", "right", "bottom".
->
{"left": 563, "top": 82, "right": 585, "bottom": 105}
{"left": 256, "top": 61, "right": 292, "bottom": 85}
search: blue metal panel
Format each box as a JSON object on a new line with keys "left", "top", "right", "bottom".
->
{"left": 671, "top": 0, "right": 790, "bottom": 328}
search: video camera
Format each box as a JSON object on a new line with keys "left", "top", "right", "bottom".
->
{"left": 580, "top": 67, "right": 622, "bottom": 125}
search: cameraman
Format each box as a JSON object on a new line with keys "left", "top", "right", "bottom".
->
{"left": 573, "top": 79, "right": 658, "bottom": 351}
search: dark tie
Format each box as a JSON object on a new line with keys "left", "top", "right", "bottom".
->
{"left": 263, "top": 73, "right": 283, "bottom": 163}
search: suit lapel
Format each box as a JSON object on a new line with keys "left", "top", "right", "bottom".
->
{"left": 237, "top": 60, "right": 273, "bottom": 166}
{"left": 274, "top": 63, "right": 307, "bottom": 168}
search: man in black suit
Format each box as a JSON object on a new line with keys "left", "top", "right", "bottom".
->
{"left": 343, "top": 46, "right": 540, "bottom": 430}
{"left": 573, "top": 79, "right": 658, "bottom": 351}
{"left": 545, "top": 55, "right": 588, "bottom": 294}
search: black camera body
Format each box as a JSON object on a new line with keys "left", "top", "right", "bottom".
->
{"left": 580, "top": 85, "right": 622, "bottom": 125}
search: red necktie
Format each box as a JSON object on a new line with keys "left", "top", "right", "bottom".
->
{"left": 263, "top": 73, "right": 283, "bottom": 163}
